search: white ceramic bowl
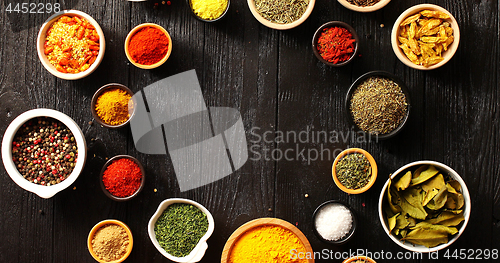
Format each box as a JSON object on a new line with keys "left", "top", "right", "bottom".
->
{"left": 1, "top": 109, "right": 87, "bottom": 198}
{"left": 247, "top": 0, "right": 316, "bottom": 30}
{"left": 148, "top": 198, "right": 215, "bottom": 262}
{"left": 37, "top": 10, "right": 106, "bottom": 80}
{"left": 337, "top": 0, "right": 391, "bottom": 13}
{"left": 391, "top": 4, "right": 460, "bottom": 70}
{"left": 378, "top": 161, "right": 471, "bottom": 252}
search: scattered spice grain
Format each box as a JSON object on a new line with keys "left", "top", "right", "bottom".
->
{"left": 12, "top": 117, "right": 78, "bottom": 186}
{"left": 350, "top": 76, "right": 408, "bottom": 135}
{"left": 91, "top": 224, "right": 129, "bottom": 262}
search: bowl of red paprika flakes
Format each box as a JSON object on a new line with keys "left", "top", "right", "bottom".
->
{"left": 312, "top": 21, "right": 359, "bottom": 67}
{"left": 100, "top": 155, "right": 145, "bottom": 201}
{"left": 125, "top": 23, "right": 172, "bottom": 69}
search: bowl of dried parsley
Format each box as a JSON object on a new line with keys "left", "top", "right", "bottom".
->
{"left": 332, "top": 148, "right": 377, "bottom": 194}
{"left": 148, "top": 198, "right": 215, "bottom": 262}
{"left": 345, "top": 71, "right": 410, "bottom": 139}
{"left": 312, "top": 21, "right": 359, "bottom": 67}
{"left": 36, "top": 10, "right": 105, "bottom": 80}
{"left": 391, "top": 4, "right": 460, "bottom": 70}
{"left": 378, "top": 161, "right": 471, "bottom": 252}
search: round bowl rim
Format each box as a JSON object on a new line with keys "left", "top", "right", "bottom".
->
{"left": 342, "top": 255, "right": 377, "bottom": 263}
{"left": 312, "top": 200, "right": 357, "bottom": 245}
{"left": 36, "top": 10, "right": 106, "bottom": 80}
{"left": 148, "top": 198, "right": 215, "bottom": 262}
{"left": 312, "top": 21, "right": 359, "bottom": 67}
{"left": 124, "top": 23, "right": 172, "bottom": 69}
{"left": 99, "top": 155, "right": 145, "bottom": 201}
{"left": 391, "top": 3, "right": 460, "bottom": 70}
{"left": 345, "top": 70, "right": 411, "bottom": 140}
{"left": 1, "top": 109, "right": 87, "bottom": 198}
{"left": 91, "top": 83, "right": 135, "bottom": 128}
{"left": 220, "top": 217, "right": 314, "bottom": 263}
{"left": 87, "top": 219, "right": 134, "bottom": 263}
{"left": 332, "top": 148, "right": 378, "bottom": 194}
{"left": 247, "top": 0, "right": 316, "bottom": 30}
{"left": 187, "top": 0, "right": 230, "bottom": 22}
{"left": 377, "top": 160, "right": 471, "bottom": 252}
{"left": 337, "top": 0, "right": 391, "bottom": 13}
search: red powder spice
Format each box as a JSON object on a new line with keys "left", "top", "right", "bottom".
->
{"left": 317, "top": 26, "right": 356, "bottom": 64}
{"left": 128, "top": 26, "right": 169, "bottom": 65}
{"left": 103, "top": 158, "right": 142, "bottom": 198}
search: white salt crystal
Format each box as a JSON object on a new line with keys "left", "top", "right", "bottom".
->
{"left": 314, "top": 203, "right": 353, "bottom": 241}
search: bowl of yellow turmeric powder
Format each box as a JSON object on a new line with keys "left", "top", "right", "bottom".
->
{"left": 187, "top": 0, "right": 230, "bottom": 22}
{"left": 221, "top": 218, "right": 314, "bottom": 263}
{"left": 91, "top": 83, "right": 136, "bottom": 128}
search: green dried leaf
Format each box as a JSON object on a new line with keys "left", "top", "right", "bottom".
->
{"left": 422, "top": 188, "right": 439, "bottom": 206}
{"left": 388, "top": 213, "right": 399, "bottom": 232}
{"left": 395, "top": 171, "right": 412, "bottom": 191}
{"left": 421, "top": 173, "right": 446, "bottom": 192}
{"left": 427, "top": 211, "right": 464, "bottom": 226}
{"left": 402, "top": 228, "right": 449, "bottom": 248}
{"left": 412, "top": 165, "right": 429, "bottom": 178}
{"left": 395, "top": 214, "right": 410, "bottom": 231}
{"left": 400, "top": 229, "right": 408, "bottom": 238}
{"left": 387, "top": 180, "right": 402, "bottom": 214}
{"left": 439, "top": 213, "right": 465, "bottom": 227}
{"left": 426, "top": 187, "right": 448, "bottom": 210}
{"left": 445, "top": 192, "right": 464, "bottom": 210}
{"left": 399, "top": 188, "right": 428, "bottom": 220}
{"left": 448, "top": 180, "right": 462, "bottom": 192}
{"left": 410, "top": 165, "right": 439, "bottom": 186}
{"left": 412, "top": 222, "right": 458, "bottom": 235}
{"left": 446, "top": 183, "right": 458, "bottom": 194}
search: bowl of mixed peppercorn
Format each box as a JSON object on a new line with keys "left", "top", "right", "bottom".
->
{"left": 332, "top": 148, "right": 377, "bottom": 194}
{"left": 36, "top": 10, "right": 105, "bottom": 80}
{"left": 312, "top": 21, "right": 359, "bottom": 67}
{"left": 1, "top": 109, "right": 87, "bottom": 198}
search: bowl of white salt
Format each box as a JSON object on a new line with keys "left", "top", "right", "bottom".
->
{"left": 312, "top": 200, "right": 357, "bottom": 245}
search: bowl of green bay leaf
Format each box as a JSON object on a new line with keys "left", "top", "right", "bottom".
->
{"left": 378, "top": 161, "right": 471, "bottom": 252}
{"left": 148, "top": 198, "right": 215, "bottom": 262}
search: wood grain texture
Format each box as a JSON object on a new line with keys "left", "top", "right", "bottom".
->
{"left": 0, "top": 0, "right": 498, "bottom": 262}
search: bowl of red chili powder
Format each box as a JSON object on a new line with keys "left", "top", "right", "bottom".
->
{"left": 100, "top": 155, "right": 145, "bottom": 201}
{"left": 312, "top": 21, "right": 359, "bottom": 67}
{"left": 125, "top": 23, "right": 172, "bottom": 69}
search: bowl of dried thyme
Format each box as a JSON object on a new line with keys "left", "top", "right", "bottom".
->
{"left": 345, "top": 71, "right": 410, "bottom": 140}
{"left": 332, "top": 148, "right": 377, "bottom": 194}
{"left": 337, "top": 0, "right": 391, "bottom": 13}
{"left": 148, "top": 198, "right": 215, "bottom": 262}
{"left": 247, "top": 0, "right": 316, "bottom": 30}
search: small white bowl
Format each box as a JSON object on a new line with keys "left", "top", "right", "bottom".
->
{"left": 37, "top": 10, "right": 106, "bottom": 80}
{"left": 391, "top": 4, "right": 460, "bottom": 70}
{"left": 1, "top": 109, "right": 87, "bottom": 198}
{"left": 378, "top": 161, "right": 471, "bottom": 252}
{"left": 337, "top": 0, "right": 391, "bottom": 13}
{"left": 247, "top": 0, "right": 316, "bottom": 30}
{"left": 148, "top": 198, "right": 215, "bottom": 262}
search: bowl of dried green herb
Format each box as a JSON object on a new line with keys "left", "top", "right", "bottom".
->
{"left": 148, "top": 198, "right": 215, "bottom": 262}
{"left": 247, "top": 0, "right": 316, "bottom": 30}
{"left": 332, "top": 148, "right": 377, "bottom": 194}
{"left": 345, "top": 71, "right": 410, "bottom": 140}
{"left": 378, "top": 161, "right": 471, "bottom": 252}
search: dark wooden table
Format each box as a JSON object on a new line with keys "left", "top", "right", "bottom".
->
{"left": 0, "top": 0, "right": 498, "bottom": 262}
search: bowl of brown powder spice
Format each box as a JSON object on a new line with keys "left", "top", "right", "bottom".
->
{"left": 88, "top": 219, "right": 133, "bottom": 263}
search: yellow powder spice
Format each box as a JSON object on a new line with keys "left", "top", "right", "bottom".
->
{"left": 95, "top": 88, "right": 132, "bottom": 126}
{"left": 191, "top": 0, "right": 228, "bottom": 20}
{"left": 91, "top": 224, "right": 129, "bottom": 262}
{"left": 229, "top": 225, "right": 308, "bottom": 263}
